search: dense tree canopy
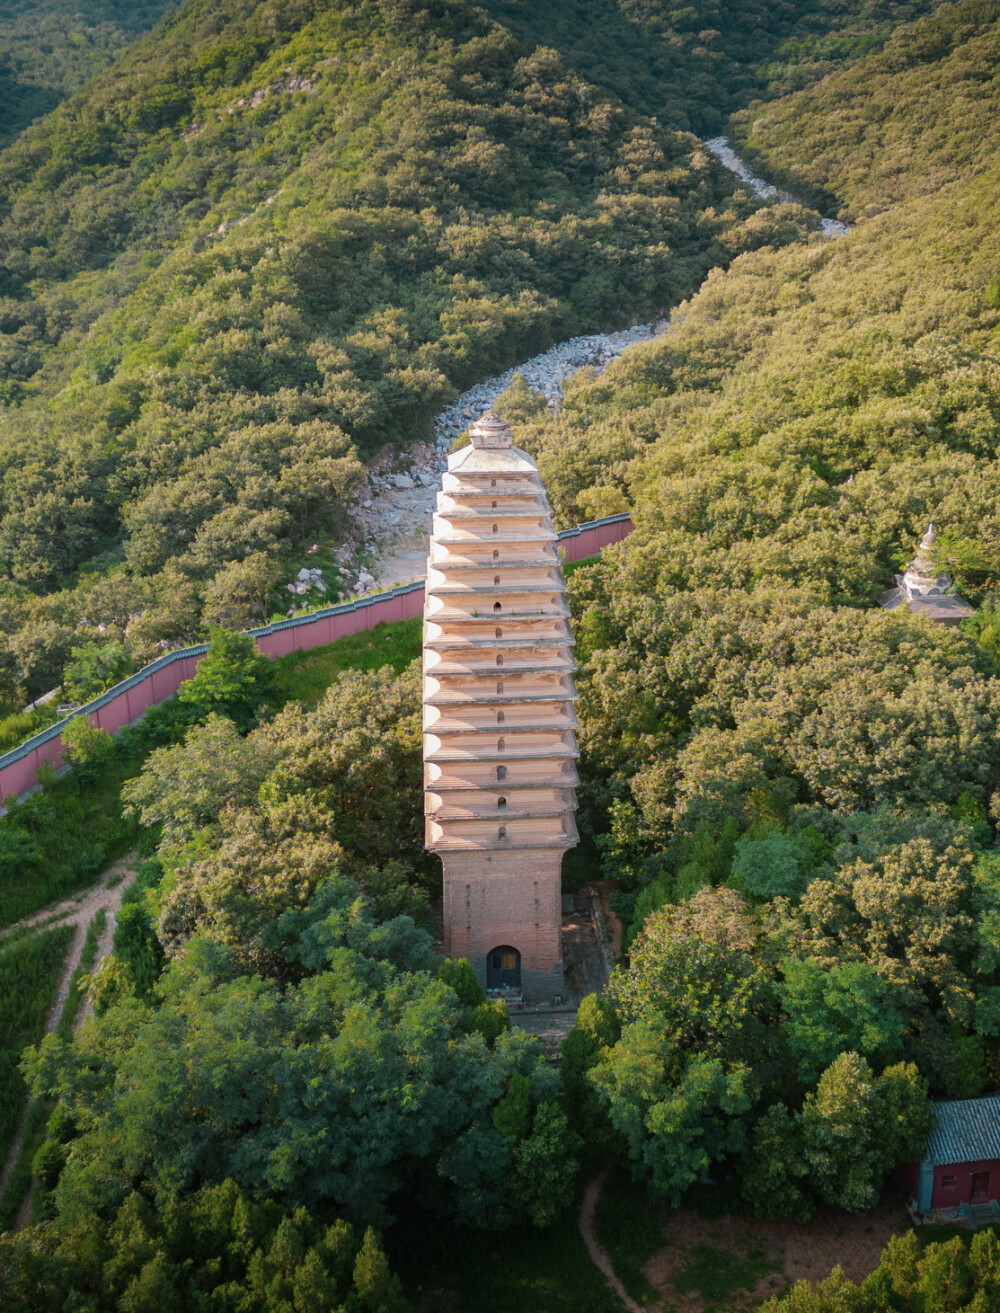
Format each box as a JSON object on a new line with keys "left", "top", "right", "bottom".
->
{"left": 0, "top": 0, "right": 942, "bottom": 703}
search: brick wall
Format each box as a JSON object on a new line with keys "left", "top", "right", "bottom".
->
{"left": 0, "top": 514, "right": 632, "bottom": 803}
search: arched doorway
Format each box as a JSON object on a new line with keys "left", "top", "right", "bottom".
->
{"left": 486, "top": 945, "right": 521, "bottom": 990}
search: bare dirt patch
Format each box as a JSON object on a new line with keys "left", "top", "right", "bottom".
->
{"left": 643, "top": 1196, "right": 910, "bottom": 1312}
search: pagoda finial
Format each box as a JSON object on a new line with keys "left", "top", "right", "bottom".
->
{"left": 921, "top": 522, "right": 937, "bottom": 549}
{"left": 468, "top": 412, "right": 513, "bottom": 450}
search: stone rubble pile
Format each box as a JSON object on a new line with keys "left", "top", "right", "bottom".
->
{"left": 226, "top": 72, "right": 316, "bottom": 114}
{"left": 285, "top": 565, "right": 330, "bottom": 603}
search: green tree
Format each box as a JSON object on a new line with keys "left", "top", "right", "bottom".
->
{"left": 799, "top": 1054, "right": 930, "bottom": 1213}
{"left": 60, "top": 715, "right": 115, "bottom": 779}
{"left": 778, "top": 958, "right": 904, "bottom": 1084}
{"left": 729, "top": 831, "right": 809, "bottom": 901}
{"left": 352, "top": 1227, "right": 406, "bottom": 1313}
{"left": 177, "top": 628, "right": 275, "bottom": 732}
{"left": 121, "top": 713, "right": 277, "bottom": 850}
{"left": 63, "top": 641, "right": 133, "bottom": 703}
{"left": 740, "top": 1103, "right": 810, "bottom": 1219}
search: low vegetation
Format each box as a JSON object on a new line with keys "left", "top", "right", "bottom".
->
{"left": 762, "top": 1229, "right": 1000, "bottom": 1312}
{"left": 0, "top": 925, "right": 73, "bottom": 1165}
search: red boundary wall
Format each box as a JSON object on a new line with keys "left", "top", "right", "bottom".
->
{"left": 0, "top": 514, "right": 633, "bottom": 802}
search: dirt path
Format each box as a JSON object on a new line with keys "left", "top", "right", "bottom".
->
{"left": 0, "top": 852, "right": 136, "bottom": 1221}
{"left": 579, "top": 1166, "right": 647, "bottom": 1313}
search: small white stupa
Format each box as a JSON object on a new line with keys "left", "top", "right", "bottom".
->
{"left": 881, "top": 524, "right": 974, "bottom": 625}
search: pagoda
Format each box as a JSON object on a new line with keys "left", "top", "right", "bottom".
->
{"left": 422, "top": 413, "right": 579, "bottom": 1000}
{"left": 881, "top": 524, "right": 974, "bottom": 625}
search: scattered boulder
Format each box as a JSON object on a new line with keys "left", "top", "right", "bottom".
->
{"left": 392, "top": 473, "right": 415, "bottom": 489}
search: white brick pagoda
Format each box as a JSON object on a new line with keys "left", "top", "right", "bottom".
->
{"left": 423, "top": 413, "right": 579, "bottom": 1000}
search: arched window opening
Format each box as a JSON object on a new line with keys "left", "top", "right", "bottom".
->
{"left": 493, "top": 602, "right": 502, "bottom": 613}
{"left": 495, "top": 627, "right": 502, "bottom": 639}
{"left": 494, "top": 575, "right": 500, "bottom": 586}
{"left": 492, "top": 524, "right": 499, "bottom": 535}
{"left": 498, "top": 825, "right": 507, "bottom": 840}
{"left": 496, "top": 655, "right": 504, "bottom": 667}
{"left": 493, "top": 549, "right": 499, "bottom": 561}
{"left": 490, "top": 478, "right": 496, "bottom": 488}
{"left": 496, "top": 765, "right": 507, "bottom": 781}
{"left": 497, "top": 737, "right": 506, "bottom": 752}
{"left": 497, "top": 711, "right": 505, "bottom": 724}
{"left": 497, "top": 796, "right": 507, "bottom": 809}
{"left": 491, "top": 500, "right": 497, "bottom": 509}
{"left": 496, "top": 681, "right": 504, "bottom": 695}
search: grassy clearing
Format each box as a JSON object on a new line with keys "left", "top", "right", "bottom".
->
{"left": 270, "top": 617, "right": 422, "bottom": 706}
{"left": 0, "top": 759, "right": 141, "bottom": 929}
{"left": 0, "top": 925, "right": 73, "bottom": 1165}
{"left": 671, "top": 1242, "right": 780, "bottom": 1307}
{"left": 0, "top": 696, "right": 192, "bottom": 929}
{"left": 593, "top": 1166, "right": 664, "bottom": 1305}
{"left": 393, "top": 1197, "right": 623, "bottom": 1313}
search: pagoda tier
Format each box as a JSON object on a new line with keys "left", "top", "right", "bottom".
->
{"left": 423, "top": 413, "right": 579, "bottom": 1000}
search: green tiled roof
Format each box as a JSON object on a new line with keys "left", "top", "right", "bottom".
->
{"left": 925, "top": 1096, "right": 1000, "bottom": 1166}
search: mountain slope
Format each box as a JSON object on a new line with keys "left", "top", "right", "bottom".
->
{"left": 731, "top": 0, "right": 1000, "bottom": 213}
{"left": 499, "top": 0, "right": 1000, "bottom": 866}
{"left": 483, "top": 0, "right": 938, "bottom": 132}
{"left": 0, "top": 0, "right": 766, "bottom": 698}
{"left": 0, "top": 0, "right": 176, "bottom": 146}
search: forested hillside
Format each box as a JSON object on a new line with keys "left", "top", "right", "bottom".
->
{"left": 731, "top": 0, "right": 1000, "bottom": 211}
{"left": 6, "top": 0, "right": 1000, "bottom": 1307}
{"left": 0, "top": 0, "right": 176, "bottom": 146}
{"left": 485, "top": 0, "right": 936, "bottom": 131}
{"left": 0, "top": 0, "right": 775, "bottom": 705}
{"left": 0, "top": 0, "right": 941, "bottom": 710}
{"left": 502, "top": 0, "right": 1000, "bottom": 1215}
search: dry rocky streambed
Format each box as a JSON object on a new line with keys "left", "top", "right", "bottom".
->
{"left": 303, "top": 138, "right": 848, "bottom": 604}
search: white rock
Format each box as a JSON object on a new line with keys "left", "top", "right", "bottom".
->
{"left": 392, "top": 474, "right": 415, "bottom": 489}
{"left": 297, "top": 567, "right": 310, "bottom": 581}
{"left": 295, "top": 582, "right": 308, "bottom": 594}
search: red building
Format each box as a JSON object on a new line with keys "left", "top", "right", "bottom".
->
{"left": 902, "top": 1095, "right": 1000, "bottom": 1216}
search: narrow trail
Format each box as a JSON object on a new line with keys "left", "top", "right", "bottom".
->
{"left": 0, "top": 852, "right": 135, "bottom": 1223}
{"left": 579, "top": 1165, "right": 650, "bottom": 1313}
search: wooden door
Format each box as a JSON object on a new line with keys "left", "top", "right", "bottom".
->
{"left": 971, "top": 1171, "right": 991, "bottom": 1202}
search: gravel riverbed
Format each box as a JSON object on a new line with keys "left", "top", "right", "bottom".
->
{"left": 291, "top": 139, "right": 849, "bottom": 602}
